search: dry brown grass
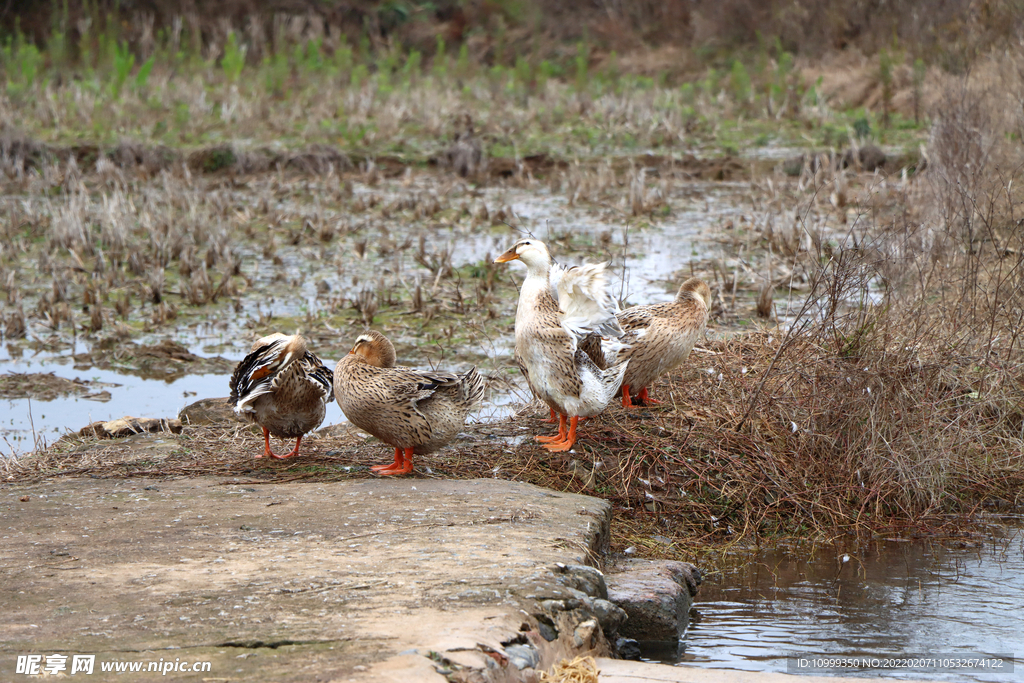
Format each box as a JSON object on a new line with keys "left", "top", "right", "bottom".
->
{"left": 6, "top": 311, "right": 1021, "bottom": 551}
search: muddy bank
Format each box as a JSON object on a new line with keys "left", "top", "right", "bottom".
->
{"left": 71, "top": 339, "right": 236, "bottom": 381}
{"left": 3, "top": 130, "right": 771, "bottom": 182}
{"left": 0, "top": 372, "right": 115, "bottom": 402}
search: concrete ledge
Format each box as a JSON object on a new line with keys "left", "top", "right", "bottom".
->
{"left": 1, "top": 477, "right": 615, "bottom": 682}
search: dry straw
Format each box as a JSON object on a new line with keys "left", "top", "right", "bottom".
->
{"left": 540, "top": 656, "right": 599, "bottom": 683}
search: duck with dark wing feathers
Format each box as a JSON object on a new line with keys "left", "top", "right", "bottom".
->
{"left": 229, "top": 334, "right": 334, "bottom": 459}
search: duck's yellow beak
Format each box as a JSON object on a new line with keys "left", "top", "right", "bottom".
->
{"left": 494, "top": 248, "right": 519, "bottom": 263}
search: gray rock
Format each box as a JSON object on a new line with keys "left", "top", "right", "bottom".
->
{"left": 605, "top": 560, "right": 703, "bottom": 643}
{"left": 534, "top": 618, "right": 558, "bottom": 642}
{"left": 504, "top": 644, "right": 539, "bottom": 670}
{"left": 843, "top": 144, "right": 886, "bottom": 172}
{"left": 555, "top": 563, "right": 608, "bottom": 599}
{"left": 573, "top": 618, "right": 599, "bottom": 648}
{"left": 178, "top": 397, "right": 238, "bottom": 426}
{"left": 539, "top": 599, "right": 568, "bottom": 613}
{"left": 615, "top": 637, "right": 642, "bottom": 661}
{"left": 586, "top": 597, "right": 627, "bottom": 634}
{"left": 662, "top": 561, "right": 702, "bottom": 597}
{"left": 78, "top": 416, "right": 182, "bottom": 438}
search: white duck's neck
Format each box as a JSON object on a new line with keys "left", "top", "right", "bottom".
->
{"left": 516, "top": 259, "right": 553, "bottom": 327}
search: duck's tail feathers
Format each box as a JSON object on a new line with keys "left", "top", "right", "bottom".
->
{"left": 303, "top": 355, "right": 335, "bottom": 403}
{"left": 601, "top": 357, "right": 630, "bottom": 396}
{"left": 579, "top": 333, "right": 631, "bottom": 370}
{"left": 230, "top": 336, "right": 293, "bottom": 412}
{"left": 458, "top": 366, "right": 486, "bottom": 410}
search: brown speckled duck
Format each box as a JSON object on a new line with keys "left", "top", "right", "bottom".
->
{"left": 334, "top": 330, "right": 485, "bottom": 476}
{"left": 593, "top": 278, "right": 711, "bottom": 407}
{"left": 230, "top": 334, "right": 334, "bottom": 459}
{"left": 495, "top": 238, "right": 629, "bottom": 452}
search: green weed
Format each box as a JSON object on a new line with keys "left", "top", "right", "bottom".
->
{"left": 432, "top": 35, "right": 448, "bottom": 80}
{"left": 730, "top": 60, "right": 751, "bottom": 109}
{"left": 263, "top": 52, "right": 289, "bottom": 96}
{"left": 135, "top": 54, "right": 155, "bottom": 91}
{"left": 110, "top": 41, "right": 134, "bottom": 97}
{"left": 574, "top": 41, "right": 589, "bottom": 93}
{"left": 221, "top": 31, "right": 246, "bottom": 83}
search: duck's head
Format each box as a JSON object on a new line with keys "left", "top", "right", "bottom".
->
{"left": 349, "top": 330, "right": 397, "bottom": 368}
{"left": 677, "top": 278, "right": 712, "bottom": 308}
{"left": 494, "top": 239, "right": 551, "bottom": 274}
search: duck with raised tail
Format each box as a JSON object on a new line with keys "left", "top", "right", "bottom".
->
{"left": 494, "top": 238, "right": 629, "bottom": 452}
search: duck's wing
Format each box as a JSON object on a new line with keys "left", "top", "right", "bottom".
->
{"left": 383, "top": 367, "right": 464, "bottom": 415}
{"left": 300, "top": 351, "right": 335, "bottom": 403}
{"left": 549, "top": 261, "right": 623, "bottom": 340}
{"left": 230, "top": 336, "right": 291, "bottom": 413}
{"left": 616, "top": 304, "right": 656, "bottom": 332}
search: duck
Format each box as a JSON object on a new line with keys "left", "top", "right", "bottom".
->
{"left": 334, "top": 330, "right": 485, "bottom": 475}
{"left": 586, "top": 277, "right": 711, "bottom": 407}
{"left": 229, "top": 333, "right": 334, "bottom": 459}
{"left": 494, "top": 238, "right": 629, "bottom": 452}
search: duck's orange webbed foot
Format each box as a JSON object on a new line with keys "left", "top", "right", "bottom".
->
{"left": 376, "top": 447, "right": 414, "bottom": 476}
{"left": 542, "top": 416, "right": 579, "bottom": 452}
{"left": 637, "top": 387, "right": 662, "bottom": 405}
{"left": 542, "top": 408, "right": 558, "bottom": 423}
{"left": 535, "top": 413, "right": 567, "bottom": 443}
{"left": 621, "top": 385, "right": 636, "bottom": 408}
{"left": 269, "top": 435, "right": 303, "bottom": 459}
{"left": 372, "top": 447, "right": 404, "bottom": 472}
{"left": 257, "top": 427, "right": 276, "bottom": 458}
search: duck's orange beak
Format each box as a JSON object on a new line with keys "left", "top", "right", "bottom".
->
{"left": 494, "top": 248, "right": 519, "bottom": 263}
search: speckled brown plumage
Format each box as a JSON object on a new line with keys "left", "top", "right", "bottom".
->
{"left": 603, "top": 277, "right": 711, "bottom": 407}
{"left": 334, "top": 330, "right": 484, "bottom": 475}
{"left": 229, "top": 334, "right": 334, "bottom": 458}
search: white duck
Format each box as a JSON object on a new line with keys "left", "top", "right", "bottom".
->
{"left": 494, "top": 238, "right": 629, "bottom": 451}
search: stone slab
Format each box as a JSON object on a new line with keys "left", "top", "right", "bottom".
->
{"left": 0, "top": 477, "right": 611, "bottom": 682}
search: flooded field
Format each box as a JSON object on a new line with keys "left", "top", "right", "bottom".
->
{"left": 677, "top": 527, "right": 1024, "bottom": 681}
{"left": 1, "top": 164, "right": 823, "bottom": 455}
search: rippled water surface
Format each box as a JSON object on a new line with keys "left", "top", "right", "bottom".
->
{"left": 673, "top": 530, "right": 1024, "bottom": 681}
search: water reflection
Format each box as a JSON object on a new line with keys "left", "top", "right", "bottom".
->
{"left": 675, "top": 531, "right": 1024, "bottom": 681}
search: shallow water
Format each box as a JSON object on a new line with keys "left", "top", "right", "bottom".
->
{"left": 670, "top": 528, "right": 1024, "bottom": 681}
{"left": 1, "top": 179, "right": 759, "bottom": 455}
